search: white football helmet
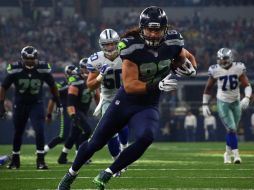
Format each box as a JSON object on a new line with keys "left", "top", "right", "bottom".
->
{"left": 217, "top": 48, "right": 233, "bottom": 69}
{"left": 99, "top": 29, "right": 120, "bottom": 57}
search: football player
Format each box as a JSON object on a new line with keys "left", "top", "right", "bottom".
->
{"left": 202, "top": 48, "right": 252, "bottom": 164}
{"left": 44, "top": 66, "right": 72, "bottom": 159}
{"left": 57, "top": 62, "right": 100, "bottom": 164}
{"left": 0, "top": 46, "right": 62, "bottom": 169}
{"left": 86, "top": 29, "right": 129, "bottom": 172}
{"left": 57, "top": 6, "right": 197, "bottom": 190}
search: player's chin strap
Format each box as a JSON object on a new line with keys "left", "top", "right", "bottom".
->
{"left": 175, "top": 58, "right": 197, "bottom": 77}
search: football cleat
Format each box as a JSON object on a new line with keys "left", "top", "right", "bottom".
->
{"left": 233, "top": 156, "right": 242, "bottom": 164}
{"left": 223, "top": 152, "right": 232, "bottom": 164}
{"left": 7, "top": 154, "right": 20, "bottom": 169}
{"left": 93, "top": 170, "right": 112, "bottom": 190}
{"left": 58, "top": 153, "right": 72, "bottom": 164}
{"left": 113, "top": 171, "right": 121, "bottom": 177}
{"left": 58, "top": 172, "right": 77, "bottom": 190}
{"left": 36, "top": 160, "right": 48, "bottom": 170}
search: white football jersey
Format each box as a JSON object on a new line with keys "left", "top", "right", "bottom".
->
{"left": 87, "top": 51, "right": 122, "bottom": 101}
{"left": 208, "top": 62, "right": 246, "bottom": 103}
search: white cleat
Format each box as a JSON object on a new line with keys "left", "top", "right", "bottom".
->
{"left": 233, "top": 157, "right": 242, "bottom": 164}
{"left": 224, "top": 152, "right": 232, "bottom": 164}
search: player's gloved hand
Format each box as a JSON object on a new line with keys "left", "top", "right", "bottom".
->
{"left": 0, "top": 100, "right": 6, "bottom": 119}
{"left": 175, "top": 58, "right": 196, "bottom": 77}
{"left": 70, "top": 114, "right": 80, "bottom": 127}
{"left": 45, "top": 113, "right": 52, "bottom": 124}
{"left": 100, "top": 64, "right": 112, "bottom": 76}
{"left": 202, "top": 104, "right": 211, "bottom": 117}
{"left": 240, "top": 97, "right": 250, "bottom": 110}
{"left": 53, "top": 96, "right": 63, "bottom": 114}
{"left": 158, "top": 74, "right": 177, "bottom": 92}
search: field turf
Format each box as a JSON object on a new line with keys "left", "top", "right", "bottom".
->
{"left": 0, "top": 142, "right": 253, "bottom": 190}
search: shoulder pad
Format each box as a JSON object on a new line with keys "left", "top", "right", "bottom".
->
{"left": 87, "top": 51, "right": 104, "bottom": 72}
{"left": 37, "top": 61, "right": 52, "bottom": 73}
{"left": 68, "top": 75, "right": 84, "bottom": 86}
{"left": 208, "top": 64, "right": 218, "bottom": 76}
{"left": 234, "top": 62, "right": 246, "bottom": 73}
{"left": 56, "top": 80, "right": 68, "bottom": 91}
{"left": 6, "top": 62, "right": 23, "bottom": 74}
{"left": 164, "top": 30, "right": 184, "bottom": 46}
{"left": 119, "top": 37, "right": 144, "bottom": 57}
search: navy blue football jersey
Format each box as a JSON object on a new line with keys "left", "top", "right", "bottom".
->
{"left": 118, "top": 30, "right": 184, "bottom": 105}
{"left": 56, "top": 80, "right": 69, "bottom": 107}
{"left": 67, "top": 75, "right": 94, "bottom": 114}
{"left": 1, "top": 61, "right": 55, "bottom": 104}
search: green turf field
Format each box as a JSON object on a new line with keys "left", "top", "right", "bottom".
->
{"left": 0, "top": 142, "right": 253, "bottom": 190}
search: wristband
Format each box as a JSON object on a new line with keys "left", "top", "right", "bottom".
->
{"left": 96, "top": 74, "right": 103, "bottom": 82}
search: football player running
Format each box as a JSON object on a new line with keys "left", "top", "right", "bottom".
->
{"left": 86, "top": 29, "right": 129, "bottom": 174}
{"left": 57, "top": 62, "right": 99, "bottom": 164}
{"left": 202, "top": 48, "right": 252, "bottom": 164}
{"left": 0, "top": 46, "right": 62, "bottom": 169}
{"left": 57, "top": 6, "right": 197, "bottom": 190}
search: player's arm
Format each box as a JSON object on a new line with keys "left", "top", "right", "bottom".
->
{"left": 0, "top": 74, "right": 14, "bottom": 117}
{"left": 122, "top": 59, "right": 147, "bottom": 94}
{"left": 86, "top": 71, "right": 101, "bottom": 91}
{"left": 179, "top": 48, "right": 197, "bottom": 68}
{"left": 203, "top": 76, "right": 217, "bottom": 104}
{"left": 45, "top": 99, "right": 55, "bottom": 124}
{"left": 239, "top": 73, "right": 252, "bottom": 99}
{"left": 93, "top": 89, "right": 100, "bottom": 105}
{"left": 67, "top": 85, "right": 79, "bottom": 116}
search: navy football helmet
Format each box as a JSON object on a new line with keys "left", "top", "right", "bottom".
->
{"left": 139, "top": 6, "right": 168, "bottom": 46}
{"left": 64, "top": 65, "right": 78, "bottom": 77}
{"left": 217, "top": 48, "right": 233, "bottom": 69}
{"left": 21, "top": 46, "right": 38, "bottom": 69}
{"left": 79, "top": 57, "right": 89, "bottom": 77}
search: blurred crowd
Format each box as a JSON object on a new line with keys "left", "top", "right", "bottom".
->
{"left": 0, "top": 6, "right": 254, "bottom": 74}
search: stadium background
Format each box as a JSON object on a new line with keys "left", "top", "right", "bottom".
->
{"left": 0, "top": 0, "right": 254, "bottom": 144}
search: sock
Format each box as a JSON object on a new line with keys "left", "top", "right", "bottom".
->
{"left": 12, "top": 151, "right": 20, "bottom": 155}
{"left": 69, "top": 167, "right": 78, "bottom": 176}
{"left": 226, "top": 132, "right": 238, "bottom": 150}
{"left": 44, "top": 145, "right": 50, "bottom": 153}
{"left": 225, "top": 145, "right": 232, "bottom": 154}
{"left": 232, "top": 149, "right": 240, "bottom": 158}
{"left": 105, "top": 168, "right": 113, "bottom": 174}
{"left": 63, "top": 147, "right": 70, "bottom": 153}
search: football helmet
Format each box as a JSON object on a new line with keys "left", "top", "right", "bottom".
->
{"left": 79, "top": 57, "right": 89, "bottom": 76}
{"left": 64, "top": 65, "right": 78, "bottom": 77}
{"left": 99, "top": 29, "right": 120, "bottom": 57}
{"left": 139, "top": 6, "right": 168, "bottom": 47}
{"left": 21, "top": 46, "right": 38, "bottom": 69}
{"left": 217, "top": 48, "right": 233, "bottom": 68}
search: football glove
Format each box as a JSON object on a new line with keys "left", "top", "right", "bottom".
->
{"left": 202, "top": 105, "right": 211, "bottom": 117}
{"left": 240, "top": 97, "right": 250, "bottom": 110}
{"left": 100, "top": 64, "right": 112, "bottom": 76}
{"left": 175, "top": 58, "right": 196, "bottom": 77}
{"left": 158, "top": 74, "right": 177, "bottom": 92}
{"left": 70, "top": 114, "right": 80, "bottom": 127}
{"left": 0, "top": 100, "right": 6, "bottom": 119}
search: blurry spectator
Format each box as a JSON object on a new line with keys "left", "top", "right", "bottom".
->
{"left": 204, "top": 114, "right": 216, "bottom": 141}
{"left": 184, "top": 111, "right": 197, "bottom": 142}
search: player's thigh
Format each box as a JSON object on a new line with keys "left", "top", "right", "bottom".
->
{"left": 231, "top": 100, "right": 241, "bottom": 127}
{"left": 217, "top": 100, "right": 236, "bottom": 130}
{"left": 129, "top": 107, "right": 159, "bottom": 139}
{"left": 12, "top": 104, "right": 29, "bottom": 129}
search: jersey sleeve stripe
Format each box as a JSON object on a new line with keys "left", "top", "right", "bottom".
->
{"left": 120, "top": 44, "right": 144, "bottom": 56}
{"left": 164, "top": 39, "right": 184, "bottom": 46}
{"left": 86, "top": 63, "right": 96, "bottom": 72}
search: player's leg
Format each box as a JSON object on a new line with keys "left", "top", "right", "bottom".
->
{"left": 58, "top": 99, "right": 126, "bottom": 190}
{"left": 217, "top": 100, "right": 238, "bottom": 164}
{"left": 45, "top": 108, "right": 68, "bottom": 153}
{"left": 231, "top": 100, "right": 242, "bottom": 163}
{"left": 101, "top": 101, "right": 121, "bottom": 161}
{"left": 93, "top": 108, "right": 159, "bottom": 189}
{"left": 58, "top": 121, "right": 79, "bottom": 164}
{"left": 8, "top": 104, "right": 29, "bottom": 169}
{"left": 118, "top": 126, "right": 129, "bottom": 151}
{"left": 30, "top": 103, "right": 48, "bottom": 169}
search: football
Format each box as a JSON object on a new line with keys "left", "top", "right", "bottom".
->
{"left": 170, "top": 56, "right": 188, "bottom": 73}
